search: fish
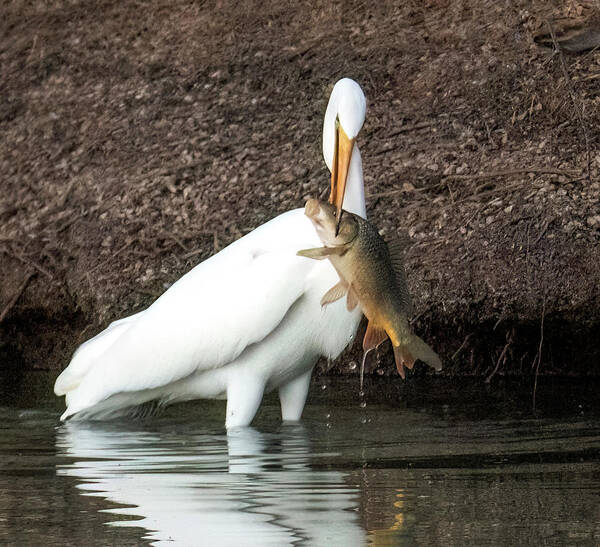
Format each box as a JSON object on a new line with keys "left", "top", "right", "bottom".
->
{"left": 297, "top": 198, "right": 442, "bottom": 382}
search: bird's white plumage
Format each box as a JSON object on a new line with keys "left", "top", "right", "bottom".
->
{"left": 55, "top": 78, "right": 368, "bottom": 427}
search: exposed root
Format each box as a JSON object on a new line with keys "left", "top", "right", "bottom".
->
{"left": 485, "top": 328, "right": 515, "bottom": 383}
{"left": 451, "top": 333, "right": 473, "bottom": 362}
{"left": 532, "top": 299, "right": 546, "bottom": 412}
{"left": 0, "top": 271, "right": 34, "bottom": 324}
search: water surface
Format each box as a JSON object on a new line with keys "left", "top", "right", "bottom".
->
{"left": 0, "top": 378, "right": 599, "bottom": 546}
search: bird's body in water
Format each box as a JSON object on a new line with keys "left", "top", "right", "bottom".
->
{"left": 54, "top": 78, "right": 368, "bottom": 427}
{"left": 298, "top": 199, "right": 442, "bottom": 380}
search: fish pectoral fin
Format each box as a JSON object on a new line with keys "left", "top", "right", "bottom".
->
{"left": 346, "top": 285, "right": 359, "bottom": 311}
{"left": 297, "top": 246, "right": 342, "bottom": 260}
{"left": 362, "top": 320, "right": 388, "bottom": 351}
{"left": 320, "top": 281, "right": 348, "bottom": 307}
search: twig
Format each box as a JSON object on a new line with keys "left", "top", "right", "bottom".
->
{"left": 387, "top": 122, "right": 431, "bottom": 139}
{"left": 447, "top": 167, "right": 581, "bottom": 180}
{"left": 366, "top": 187, "right": 425, "bottom": 199}
{"left": 532, "top": 298, "right": 546, "bottom": 412}
{"left": 4, "top": 250, "right": 53, "bottom": 280}
{"left": 486, "top": 329, "right": 515, "bottom": 383}
{"left": 57, "top": 180, "right": 76, "bottom": 208}
{"left": 181, "top": 248, "right": 204, "bottom": 259}
{"left": 451, "top": 333, "right": 473, "bottom": 361}
{"left": 55, "top": 211, "right": 87, "bottom": 233}
{"left": 547, "top": 21, "right": 592, "bottom": 181}
{"left": 181, "top": 231, "right": 220, "bottom": 259}
{"left": 0, "top": 272, "right": 35, "bottom": 324}
{"left": 88, "top": 241, "right": 132, "bottom": 275}
{"left": 127, "top": 283, "right": 162, "bottom": 299}
{"left": 532, "top": 217, "right": 554, "bottom": 246}
{"left": 161, "top": 231, "right": 189, "bottom": 252}
{"left": 367, "top": 166, "right": 580, "bottom": 201}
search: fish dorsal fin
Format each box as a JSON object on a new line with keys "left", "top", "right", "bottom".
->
{"left": 385, "top": 235, "right": 413, "bottom": 313}
{"left": 346, "top": 284, "right": 359, "bottom": 311}
{"left": 386, "top": 232, "right": 411, "bottom": 257}
{"left": 320, "top": 281, "right": 348, "bottom": 307}
{"left": 362, "top": 320, "right": 388, "bottom": 351}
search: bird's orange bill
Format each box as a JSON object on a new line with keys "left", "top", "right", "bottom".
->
{"left": 393, "top": 345, "right": 415, "bottom": 380}
{"left": 329, "top": 122, "right": 355, "bottom": 233}
{"left": 362, "top": 321, "right": 387, "bottom": 352}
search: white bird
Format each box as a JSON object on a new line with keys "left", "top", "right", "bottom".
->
{"left": 54, "top": 78, "right": 368, "bottom": 428}
{"left": 57, "top": 424, "right": 366, "bottom": 545}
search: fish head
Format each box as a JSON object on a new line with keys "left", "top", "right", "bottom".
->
{"left": 304, "top": 199, "right": 358, "bottom": 246}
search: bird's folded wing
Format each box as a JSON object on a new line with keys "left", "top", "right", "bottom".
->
{"left": 63, "top": 243, "right": 315, "bottom": 407}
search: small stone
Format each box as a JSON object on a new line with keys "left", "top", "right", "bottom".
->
{"left": 586, "top": 215, "right": 600, "bottom": 227}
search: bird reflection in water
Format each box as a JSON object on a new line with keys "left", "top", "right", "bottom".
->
{"left": 56, "top": 421, "right": 366, "bottom": 546}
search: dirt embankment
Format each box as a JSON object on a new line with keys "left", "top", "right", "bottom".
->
{"left": 1, "top": 1, "right": 599, "bottom": 382}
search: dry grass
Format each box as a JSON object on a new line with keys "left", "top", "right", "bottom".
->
{"left": 1, "top": 0, "right": 599, "bottom": 376}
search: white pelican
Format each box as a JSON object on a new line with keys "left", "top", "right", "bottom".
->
{"left": 54, "top": 78, "right": 367, "bottom": 427}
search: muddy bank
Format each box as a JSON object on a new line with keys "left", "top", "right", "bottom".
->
{"left": 1, "top": 0, "right": 599, "bottom": 381}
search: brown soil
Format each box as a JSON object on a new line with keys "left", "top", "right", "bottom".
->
{"left": 1, "top": 0, "right": 599, "bottom": 383}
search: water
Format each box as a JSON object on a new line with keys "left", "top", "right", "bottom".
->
{"left": 0, "top": 377, "right": 599, "bottom": 546}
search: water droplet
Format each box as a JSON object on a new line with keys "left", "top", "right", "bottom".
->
{"left": 321, "top": 384, "right": 327, "bottom": 391}
{"left": 376, "top": 368, "right": 384, "bottom": 376}
{"left": 348, "top": 361, "right": 357, "bottom": 370}
{"left": 359, "top": 390, "right": 365, "bottom": 398}
{"left": 326, "top": 413, "right": 331, "bottom": 419}
{"left": 360, "top": 401, "right": 367, "bottom": 409}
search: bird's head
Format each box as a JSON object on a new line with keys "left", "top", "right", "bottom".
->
{"left": 322, "top": 78, "right": 366, "bottom": 234}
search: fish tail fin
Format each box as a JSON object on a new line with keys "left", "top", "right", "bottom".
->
{"left": 392, "top": 334, "right": 442, "bottom": 379}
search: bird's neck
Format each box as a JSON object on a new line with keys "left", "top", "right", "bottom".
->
{"left": 343, "top": 144, "right": 367, "bottom": 219}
